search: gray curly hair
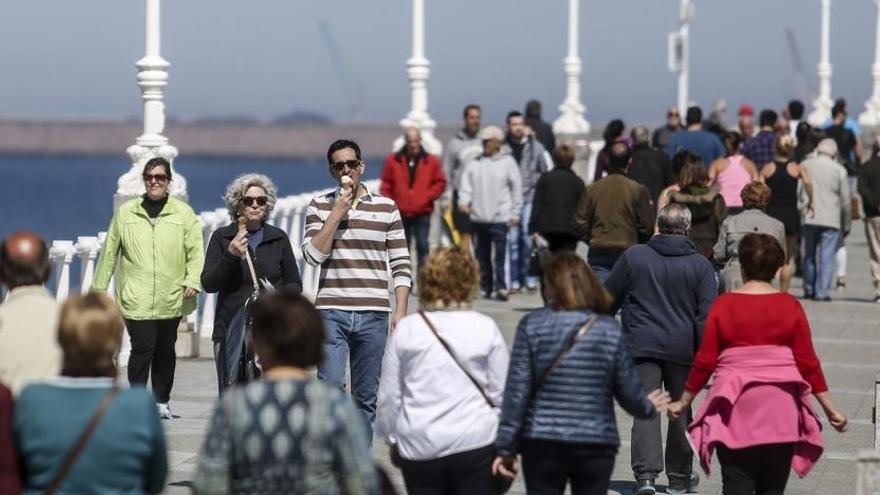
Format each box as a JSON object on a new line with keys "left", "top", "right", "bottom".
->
{"left": 223, "top": 173, "right": 278, "bottom": 220}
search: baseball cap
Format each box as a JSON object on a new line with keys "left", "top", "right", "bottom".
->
{"left": 738, "top": 105, "right": 754, "bottom": 117}
{"left": 478, "top": 125, "right": 504, "bottom": 141}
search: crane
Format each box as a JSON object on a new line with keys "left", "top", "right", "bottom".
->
{"left": 785, "top": 27, "right": 812, "bottom": 104}
{"left": 318, "top": 19, "right": 366, "bottom": 121}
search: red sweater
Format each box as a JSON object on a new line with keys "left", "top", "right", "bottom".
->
{"left": 685, "top": 292, "right": 828, "bottom": 394}
{"left": 380, "top": 151, "right": 446, "bottom": 217}
{"left": 0, "top": 384, "right": 21, "bottom": 495}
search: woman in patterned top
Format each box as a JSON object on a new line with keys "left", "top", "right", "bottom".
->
{"left": 194, "top": 291, "right": 378, "bottom": 495}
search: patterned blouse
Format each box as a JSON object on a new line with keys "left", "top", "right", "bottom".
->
{"left": 194, "top": 378, "right": 378, "bottom": 495}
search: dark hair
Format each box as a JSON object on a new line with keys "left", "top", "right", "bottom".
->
{"left": 552, "top": 144, "right": 576, "bottom": 169}
{"left": 250, "top": 291, "right": 325, "bottom": 368}
{"left": 759, "top": 109, "right": 778, "bottom": 128}
{"left": 672, "top": 149, "right": 700, "bottom": 177}
{"left": 788, "top": 100, "right": 805, "bottom": 120}
{"left": 722, "top": 131, "right": 742, "bottom": 156}
{"left": 831, "top": 105, "right": 846, "bottom": 119}
{"left": 525, "top": 100, "right": 541, "bottom": 119}
{"left": 834, "top": 97, "right": 847, "bottom": 109}
{"left": 602, "top": 119, "right": 626, "bottom": 148}
{"left": 143, "top": 157, "right": 172, "bottom": 181}
{"left": 607, "top": 142, "right": 632, "bottom": 171}
{"left": 0, "top": 235, "right": 51, "bottom": 289}
{"left": 543, "top": 252, "right": 611, "bottom": 313}
{"left": 326, "top": 139, "right": 362, "bottom": 164}
{"left": 463, "top": 104, "right": 481, "bottom": 119}
{"left": 685, "top": 106, "right": 702, "bottom": 126}
{"left": 677, "top": 160, "right": 709, "bottom": 190}
{"left": 795, "top": 121, "right": 812, "bottom": 142}
{"left": 738, "top": 233, "right": 785, "bottom": 282}
{"left": 506, "top": 110, "right": 523, "bottom": 123}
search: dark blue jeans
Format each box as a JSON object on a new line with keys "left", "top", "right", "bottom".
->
{"left": 403, "top": 214, "right": 431, "bottom": 268}
{"left": 508, "top": 202, "right": 538, "bottom": 289}
{"left": 316, "top": 309, "right": 389, "bottom": 443}
{"left": 473, "top": 222, "right": 508, "bottom": 295}
{"left": 802, "top": 225, "right": 840, "bottom": 299}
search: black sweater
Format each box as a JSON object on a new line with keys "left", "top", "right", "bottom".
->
{"left": 860, "top": 157, "right": 880, "bottom": 217}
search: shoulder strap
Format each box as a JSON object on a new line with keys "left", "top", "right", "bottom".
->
{"left": 530, "top": 314, "right": 598, "bottom": 400}
{"left": 418, "top": 311, "right": 496, "bottom": 409}
{"left": 44, "top": 386, "right": 120, "bottom": 495}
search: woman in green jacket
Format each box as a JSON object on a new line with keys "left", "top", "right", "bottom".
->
{"left": 93, "top": 157, "right": 204, "bottom": 419}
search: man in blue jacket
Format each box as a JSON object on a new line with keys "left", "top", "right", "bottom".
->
{"left": 605, "top": 203, "right": 717, "bottom": 495}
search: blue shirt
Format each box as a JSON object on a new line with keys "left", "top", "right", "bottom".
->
{"left": 741, "top": 130, "right": 777, "bottom": 169}
{"left": 666, "top": 129, "right": 725, "bottom": 167}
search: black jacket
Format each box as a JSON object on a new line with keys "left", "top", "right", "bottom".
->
{"left": 529, "top": 168, "right": 585, "bottom": 236}
{"left": 525, "top": 117, "right": 556, "bottom": 154}
{"left": 860, "top": 156, "right": 880, "bottom": 217}
{"left": 201, "top": 223, "right": 303, "bottom": 342}
{"left": 629, "top": 146, "right": 674, "bottom": 206}
{"left": 605, "top": 235, "right": 717, "bottom": 365}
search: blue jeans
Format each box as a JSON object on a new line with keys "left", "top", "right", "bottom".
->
{"left": 213, "top": 306, "right": 247, "bottom": 395}
{"left": 403, "top": 214, "right": 431, "bottom": 268}
{"left": 316, "top": 309, "right": 389, "bottom": 442}
{"left": 802, "top": 225, "right": 840, "bottom": 299}
{"left": 508, "top": 202, "right": 538, "bottom": 289}
{"left": 473, "top": 222, "right": 508, "bottom": 294}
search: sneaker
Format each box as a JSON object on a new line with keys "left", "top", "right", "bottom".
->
{"left": 157, "top": 403, "right": 174, "bottom": 420}
{"left": 494, "top": 290, "right": 509, "bottom": 302}
{"left": 508, "top": 287, "right": 522, "bottom": 295}
{"left": 874, "top": 295, "right": 880, "bottom": 303}
{"left": 634, "top": 479, "right": 656, "bottom": 495}
{"left": 667, "top": 472, "right": 700, "bottom": 494}
{"left": 815, "top": 296, "right": 832, "bottom": 302}
{"left": 525, "top": 284, "right": 539, "bottom": 294}
{"left": 836, "top": 276, "right": 846, "bottom": 289}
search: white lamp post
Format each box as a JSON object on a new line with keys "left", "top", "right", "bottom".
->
{"left": 116, "top": 0, "right": 187, "bottom": 207}
{"left": 677, "top": 0, "right": 692, "bottom": 116}
{"left": 860, "top": 0, "right": 880, "bottom": 127}
{"left": 808, "top": 0, "right": 834, "bottom": 126}
{"left": 553, "top": 0, "right": 590, "bottom": 138}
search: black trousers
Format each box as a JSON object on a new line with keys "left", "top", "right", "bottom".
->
{"left": 399, "top": 444, "right": 494, "bottom": 495}
{"left": 521, "top": 439, "right": 617, "bottom": 495}
{"left": 717, "top": 443, "right": 794, "bottom": 495}
{"left": 125, "top": 317, "right": 181, "bottom": 403}
{"left": 631, "top": 358, "right": 694, "bottom": 483}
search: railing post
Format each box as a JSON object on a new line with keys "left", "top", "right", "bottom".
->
{"left": 75, "top": 236, "right": 100, "bottom": 294}
{"left": 49, "top": 241, "right": 76, "bottom": 301}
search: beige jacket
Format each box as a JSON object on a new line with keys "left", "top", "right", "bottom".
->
{"left": 0, "top": 286, "right": 61, "bottom": 394}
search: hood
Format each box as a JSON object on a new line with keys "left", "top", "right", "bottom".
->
{"left": 669, "top": 185, "right": 719, "bottom": 204}
{"left": 647, "top": 234, "right": 698, "bottom": 257}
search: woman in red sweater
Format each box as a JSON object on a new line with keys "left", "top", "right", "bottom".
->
{"left": 668, "top": 233, "right": 847, "bottom": 494}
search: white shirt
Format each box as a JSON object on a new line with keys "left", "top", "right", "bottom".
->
{"left": 376, "top": 310, "right": 509, "bottom": 460}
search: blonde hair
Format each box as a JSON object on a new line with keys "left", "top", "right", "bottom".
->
{"left": 418, "top": 246, "right": 480, "bottom": 309}
{"left": 775, "top": 134, "right": 795, "bottom": 160}
{"left": 58, "top": 293, "right": 123, "bottom": 377}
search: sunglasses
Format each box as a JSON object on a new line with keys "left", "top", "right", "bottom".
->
{"left": 330, "top": 159, "right": 361, "bottom": 172}
{"left": 242, "top": 196, "right": 268, "bottom": 207}
{"left": 143, "top": 173, "right": 168, "bottom": 184}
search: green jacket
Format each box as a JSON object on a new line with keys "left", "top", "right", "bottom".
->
{"left": 93, "top": 196, "right": 204, "bottom": 320}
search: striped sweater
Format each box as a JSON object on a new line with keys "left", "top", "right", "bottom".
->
{"left": 302, "top": 189, "right": 412, "bottom": 311}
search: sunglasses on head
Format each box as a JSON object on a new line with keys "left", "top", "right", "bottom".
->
{"left": 242, "top": 196, "right": 268, "bottom": 207}
{"left": 143, "top": 173, "right": 168, "bottom": 184}
{"left": 330, "top": 159, "right": 361, "bottom": 172}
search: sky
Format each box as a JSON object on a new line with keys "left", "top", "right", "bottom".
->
{"left": 1, "top": 1, "right": 878, "bottom": 126}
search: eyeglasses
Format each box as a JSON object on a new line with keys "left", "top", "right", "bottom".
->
{"left": 143, "top": 173, "right": 168, "bottom": 184}
{"left": 242, "top": 196, "right": 268, "bottom": 207}
{"left": 667, "top": 113, "right": 680, "bottom": 118}
{"left": 330, "top": 159, "right": 361, "bottom": 172}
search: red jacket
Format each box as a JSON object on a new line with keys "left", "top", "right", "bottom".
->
{"left": 380, "top": 150, "right": 447, "bottom": 217}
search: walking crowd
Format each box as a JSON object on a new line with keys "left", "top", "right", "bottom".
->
{"left": 0, "top": 94, "right": 878, "bottom": 495}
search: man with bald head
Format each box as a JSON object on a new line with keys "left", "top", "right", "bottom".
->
{"left": 380, "top": 127, "right": 447, "bottom": 267}
{"left": 0, "top": 231, "right": 61, "bottom": 394}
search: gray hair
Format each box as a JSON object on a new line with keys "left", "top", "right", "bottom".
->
{"left": 816, "top": 138, "right": 838, "bottom": 158}
{"left": 223, "top": 173, "right": 278, "bottom": 220}
{"left": 631, "top": 126, "right": 651, "bottom": 147}
{"left": 657, "top": 203, "right": 692, "bottom": 235}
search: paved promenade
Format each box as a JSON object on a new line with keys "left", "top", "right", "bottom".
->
{"left": 161, "top": 222, "right": 879, "bottom": 494}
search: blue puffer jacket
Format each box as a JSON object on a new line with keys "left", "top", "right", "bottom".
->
{"left": 495, "top": 308, "right": 655, "bottom": 456}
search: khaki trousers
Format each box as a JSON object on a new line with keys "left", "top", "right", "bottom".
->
{"left": 866, "top": 217, "right": 880, "bottom": 296}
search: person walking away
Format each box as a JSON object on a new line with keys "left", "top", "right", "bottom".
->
{"left": 859, "top": 138, "right": 880, "bottom": 303}
{"left": 442, "top": 104, "right": 484, "bottom": 252}
{"left": 572, "top": 142, "right": 654, "bottom": 283}
{"left": 668, "top": 160, "right": 727, "bottom": 257}
{"left": 494, "top": 253, "right": 670, "bottom": 495}
{"left": 630, "top": 126, "right": 675, "bottom": 206}
{"left": 668, "top": 233, "right": 848, "bottom": 494}
{"left": 194, "top": 292, "right": 378, "bottom": 494}
{"left": 14, "top": 294, "right": 168, "bottom": 494}
{"left": 741, "top": 109, "right": 779, "bottom": 170}
{"left": 799, "top": 139, "right": 851, "bottom": 301}
{"left": 604, "top": 204, "right": 717, "bottom": 495}
{"left": 737, "top": 105, "right": 756, "bottom": 139}
{"left": 376, "top": 247, "right": 509, "bottom": 495}
{"left": 201, "top": 174, "right": 302, "bottom": 394}
{"left": 381, "top": 127, "right": 447, "bottom": 268}
{"left": 503, "top": 111, "right": 548, "bottom": 293}
{"left": 762, "top": 134, "right": 811, "bottom": 292}
{"left": 594, "top": 119, "right": 630, "bottom": 181}
{"left": 653, "top": 106, "right": 685, "bottom": 152}
{"left": 787, "top": 100, "right": 805, "bottom": 143}
{"left": 714, "top": 182, "right": 786, "bottom": 291}
{"left": 667, "top": 106, "right": 725, "bottom": 167}
{"left": 302, "top": 139, "right": 412, "bottom": 441}
{"left": 92, "top": 157, "right": 203, "bottom": 419}
{"left": 824, "top": 104, "right": 861, "bottom": 290}
{"left": 458, "top": 126, "right": 523, "bottom": 301}
{"left": 708, "top": 131, "right": 760, "bottom": 214}
{"left": 524, "top": 99, "right": 556, "bottom": 153}
{"left": 0, "top": 231, "right": 61, "bottom": 395}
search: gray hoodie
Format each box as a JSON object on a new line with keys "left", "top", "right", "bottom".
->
{"left": 501, "top": 135, "right": 549, "bottom": 203}
{"left": 442, "top": 129, "right": 483, "bottom": 198}
{"left": 458, "top": 153, "right": 523, "bottom": 224}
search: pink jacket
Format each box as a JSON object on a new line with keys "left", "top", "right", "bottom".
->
{"left": 687, "top": 345, "right": 824, "bottom": 478}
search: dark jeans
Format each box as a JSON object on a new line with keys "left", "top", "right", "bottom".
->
{"left": 802, "top": 225, "right": 840, "bottom": 298}
{"left": 587, "top": 251, "right": 621, "bottom": 285}
{"left": 473, "top": 222, "right": 508, "bottom": 294}
{"left": 716, "top": 443, "right": 794, "bottom": 495}
{"left": 125, "top": 317, "right": 181, "bottom": 403}
{"left": 631, "top": 358, "right": 693, "bottom": 484}
{"left": 399, "top": 444, "right": 494, "bottom": 495}
{"left": 213, "top": 306, "right": 247, "bottom": 395}
{"left": 521, "top": 439, "right": 617, "bottom": 495}
{"left": 403, "top": 214, "right": 431, "bottom": 268}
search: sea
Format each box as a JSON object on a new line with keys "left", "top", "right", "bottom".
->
{"left": 1, "top": 154, "right": 382, "bottom": 244}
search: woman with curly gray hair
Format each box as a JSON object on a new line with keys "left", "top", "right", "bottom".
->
{"left": 200, "top": 173, "right": 302, "bottom": 394}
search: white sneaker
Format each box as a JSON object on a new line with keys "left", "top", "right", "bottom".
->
{"left": 157, "top": 403, "right": 173, "bottom": 420}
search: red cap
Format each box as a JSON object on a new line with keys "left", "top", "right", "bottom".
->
{"left": 738, "top": 105, "right": 754, "bottom": 117}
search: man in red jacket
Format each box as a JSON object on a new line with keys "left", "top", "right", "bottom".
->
{"left": 381, "top": 127, "right": 447, "bottom": 267}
